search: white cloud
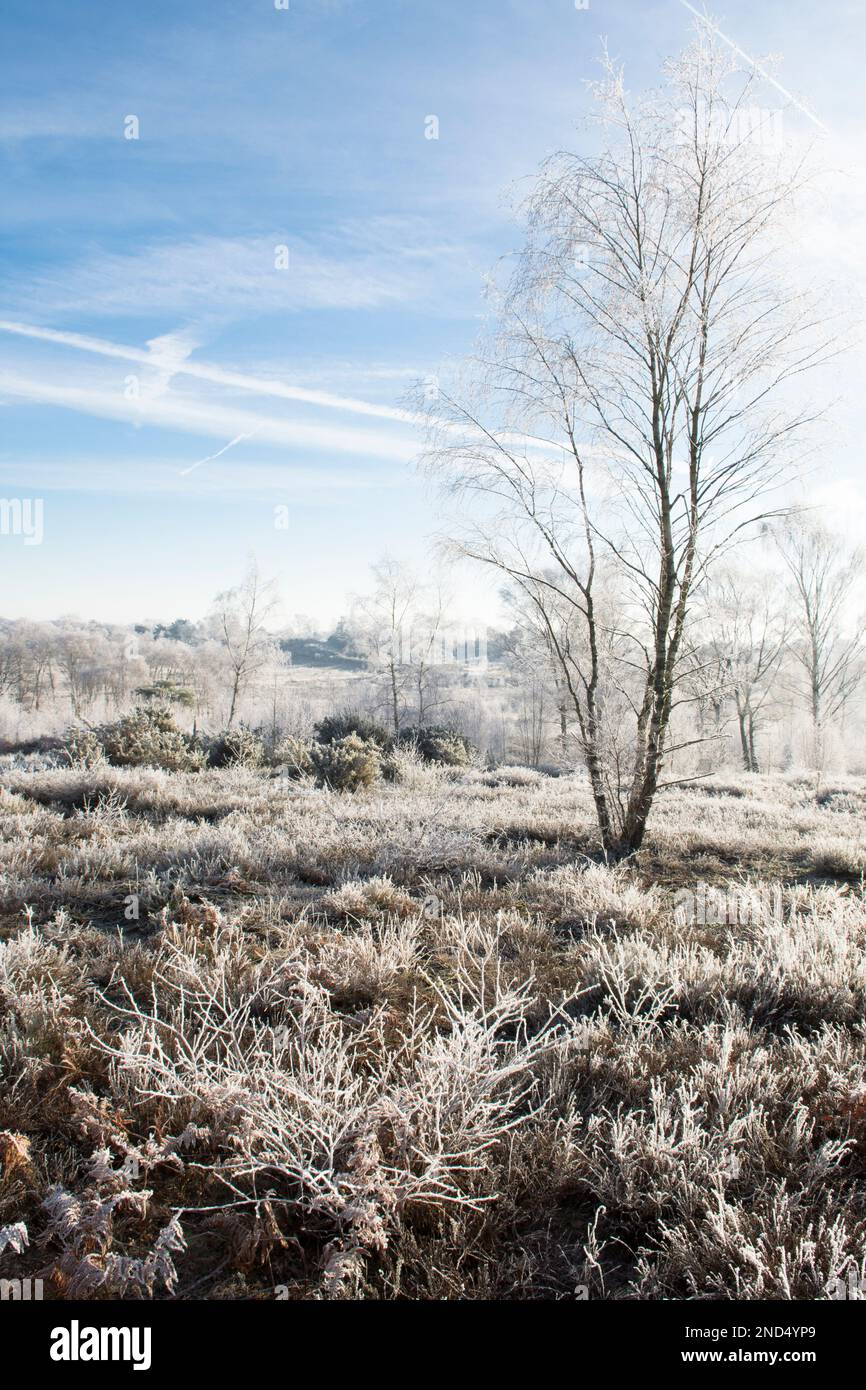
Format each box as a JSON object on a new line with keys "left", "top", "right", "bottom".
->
{"left": 0, "top": 453, "right": 402, "bottom": 498}
{"left": 5, "top": 226, "right": 478, "bottom": 321}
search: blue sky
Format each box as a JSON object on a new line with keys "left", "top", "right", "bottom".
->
{"left": 1, "top": 0, "right": 864, "bottom": 626}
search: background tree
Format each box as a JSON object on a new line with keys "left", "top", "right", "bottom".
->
{"left": 348, "top": 560, "right": 457, "bottom": 733}
{"left": 502, "top": 576, "right": 587, "bottom": 763}
{"left": 407, "top": 582, "right": 452, "bottom": 726}
{"left": 702, "top": 571, "right": 788, "bottom": 772}
{"left": 348, "top": 559, "right": 418, "bottom": 735}
{"left": 776, "top": 521, "right": 865, "bottom": 761}
{"left": 210, "top": 564, "right": 280, "bottom": 727}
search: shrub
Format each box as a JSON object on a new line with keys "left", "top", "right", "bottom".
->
{"left": 274, "top": 735, "right": 315, "bottom": 779}
{"left": 314, "top": 710, "right": 394, "bottom": 751}
{"left": 487, "top": 765, "right": 544, "bottom": 788}
{"left": 379, "top": 748, "right": 402, "bottom": 783}
{"left": 206, "top": 728, "right": 265, "bottom": 768}
{"left": 378, "top": 743, "right": 446, "bottom": 787}
{"left": 309, "top": 734, "right": 382, "bottom": 792}
{"left": 66, "top": 707, "right": 206, "bottom": 772}
{"left": 319, "top": 874, "right": 415, "bottom": 920}
{"left": 0, "top": 735, "right": 64, "bottom": 756}
{"left": 134, "top": 680, "right": 196, "bottom": 709}
{"left": 397, "top": 725, "right": 475, "bottom": 766}
{"left": 65, "top": 729, "right": 105, "bottom": 768}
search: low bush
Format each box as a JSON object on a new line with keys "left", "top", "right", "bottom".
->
{"left": 66, "top": 707, "right": 206, "bottom": 773}
{"left": 133, "top": 680, "right": 196, "bottom": 709}
{"left": 0, "top": 735, "right": 64, "bottom": 756}
{"left": 206, "top": 728, "right": 265, "bottom": 768}
{"left": 274, "top": 735, "right": 315, "bottom": 779}
{"left": 65, "top": 729, "right": 105, "bottom": 768}
{"left": 397, "top": 725, "right": 475, "bottom": 766}
{"left": 314, "top": 710, "right": 394, "bottom": 751}
{"left": 309, "top": 734, "right": 382, "bottom": 792}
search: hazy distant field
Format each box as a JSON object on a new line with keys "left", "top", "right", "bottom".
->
{"left": 0, "top": 756, "right": 864, "bottom": 1300}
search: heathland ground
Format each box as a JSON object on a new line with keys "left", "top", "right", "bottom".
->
{"left": 0, "top": 755, "right": 864, "bottom": 1299}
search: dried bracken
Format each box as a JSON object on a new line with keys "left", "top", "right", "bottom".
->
{"left": 0, "top": 760, "right": 864, "bottom": 1299}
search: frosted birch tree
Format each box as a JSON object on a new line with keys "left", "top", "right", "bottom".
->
{"left": 425, "top": 32, "right": 829, "bottom": 854}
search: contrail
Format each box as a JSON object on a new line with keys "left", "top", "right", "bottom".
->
{"left": 179, "top": 429, "right": 260, "bottom": 476}
{"left": 678, "top": 0, "right": 831, "bottom": 135}
{"left": 0, "top": 317, "right": 580, "bottom": 458}
{"left": 0, "top": 319, "right": 421, "bottom": 426}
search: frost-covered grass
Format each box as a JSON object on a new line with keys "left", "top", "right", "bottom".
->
{"left": 0, "top": 760, "right": 864, "bottom": 1299}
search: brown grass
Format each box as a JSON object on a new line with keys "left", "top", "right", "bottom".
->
{"left": 0, "top": 757, "right": 864, "bottom": 1300}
